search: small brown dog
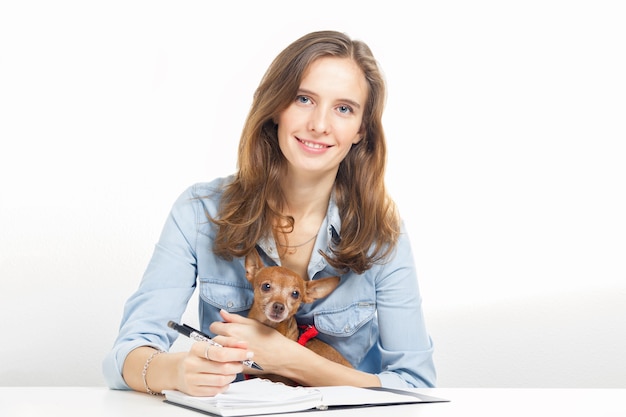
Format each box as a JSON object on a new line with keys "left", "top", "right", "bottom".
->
{"left": 244, "top": 249, "right": 352, "bottom": 385}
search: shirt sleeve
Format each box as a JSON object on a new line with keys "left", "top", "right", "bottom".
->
{"left": 373, "top": 223, "right": 437, "bottom": 388}
{"left": 102, "top": 185, "right": 202, "bottom": 389}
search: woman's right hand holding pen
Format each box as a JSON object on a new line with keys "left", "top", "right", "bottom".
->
{"left": 176, "top": 337, "right": 252, "bottom": 396}
{"left": 123, "top": 337, "right": 254, "bottom": 397}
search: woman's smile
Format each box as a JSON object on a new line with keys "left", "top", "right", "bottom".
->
{"left": 296, "top": 136, "right": 331, "bottom": 151}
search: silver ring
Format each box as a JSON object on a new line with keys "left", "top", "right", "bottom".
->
{"left": 204, "top": 344, "right": 211, "bottom": 361}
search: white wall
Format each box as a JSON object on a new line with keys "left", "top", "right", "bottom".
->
{"left": 1, "top": 0, "right": 624, "bottom": 388}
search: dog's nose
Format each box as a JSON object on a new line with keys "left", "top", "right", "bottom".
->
{"left": 272, "top": 303, "right": 285, "bottom": 314}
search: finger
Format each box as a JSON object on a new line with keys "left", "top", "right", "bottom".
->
{"left": 191, "top": 341, "right": 250, "bottom": 366}
{"left": 201, "top": 343, "right": 240, "bottom": 364}
{"left": 218, "top": 309, "right": 257, "bottom": 325}
{"left": 210, "top": 316, "right": 256, "bottom": 340}
{"left": 213, "top": 336, "right": 249, "bottom": 350}
{"left": 183, "top": 373, "right": 237, "bottom": 397}
{"left": 187, "top": 352, "right": 244, "bottom": 379}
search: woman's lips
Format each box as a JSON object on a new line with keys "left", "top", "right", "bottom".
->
{"left": 297, "top": 137, "right": 331, "bottom": 149}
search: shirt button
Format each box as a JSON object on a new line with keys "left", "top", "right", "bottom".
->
{"left": 227, "top": 301, "right": 234, "bottom": 308}
{"left": 344, "top": 325, "right": 351, "bottom": 333}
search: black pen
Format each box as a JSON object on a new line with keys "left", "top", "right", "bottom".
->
{"left": 167, "top": 321, "right": 263, "bottom": 371}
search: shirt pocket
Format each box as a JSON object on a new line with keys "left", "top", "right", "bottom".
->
{"left": 198, "top": 277, "right": 254, "bottom": 312}
{"left": 313, "top": 301, "right": 376, "bottom": 337}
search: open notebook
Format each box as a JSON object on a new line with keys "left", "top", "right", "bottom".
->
{"left": 163, "top": 378, "right": 448, "bottom": 416}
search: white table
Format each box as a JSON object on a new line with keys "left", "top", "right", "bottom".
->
{"left": 1, "top": 387, "right": 625, "bottom": 416}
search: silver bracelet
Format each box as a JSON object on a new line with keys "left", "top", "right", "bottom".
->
{"left": 141, "top": 349, "right": 165, "bottom": 396}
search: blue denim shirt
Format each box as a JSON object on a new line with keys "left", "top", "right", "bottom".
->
{"left": 102, "top": 177, "right": 436, "bottom": 389}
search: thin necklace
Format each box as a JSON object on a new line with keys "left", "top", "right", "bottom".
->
{"left": 276, "top": 234, "right": 317, "bottom": 248}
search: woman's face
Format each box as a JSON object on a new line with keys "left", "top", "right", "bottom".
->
{"left": 277, "top": 57, "right": 368, "bottom": 177}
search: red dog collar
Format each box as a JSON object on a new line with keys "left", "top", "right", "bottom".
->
{"left": 297, "top": 324, "right": 318, "bottom": 345}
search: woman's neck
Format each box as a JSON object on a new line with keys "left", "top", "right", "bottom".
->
{"left": 279, "top": 172, "right": 335, "bottom": 221}
{"left": 274, "top": 172, "right": 334, "bottom": 277}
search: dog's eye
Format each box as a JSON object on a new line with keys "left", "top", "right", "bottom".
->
{"left": 261, "top": 283, "right": 271, "bottom": 292}
{"left": 291, "top": 290, "right": 300, "bottom": 299}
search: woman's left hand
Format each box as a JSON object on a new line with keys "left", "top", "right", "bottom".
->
{"left": 209, "top": 309, "right": 292, "bottom": 374}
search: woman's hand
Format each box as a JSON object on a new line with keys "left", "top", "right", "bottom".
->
{"left": 123, "top": 338, "right": 255, "bottom": 397}
{"left": 175, "top": 336, "right": 252, "bottom": 396}
{"left": 209, "top": 309, "right": 292, "bottom": 375}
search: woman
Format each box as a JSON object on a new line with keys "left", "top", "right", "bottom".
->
{"left": 103, "top": 30, "right": 436, "bottom": 396}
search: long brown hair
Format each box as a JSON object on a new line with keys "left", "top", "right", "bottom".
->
{"left": 210, "top": 30, "right": 400, "bottom": 274}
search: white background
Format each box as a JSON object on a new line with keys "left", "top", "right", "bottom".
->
{"left": 1, "top": 1, "right": 624, "bottom": 388}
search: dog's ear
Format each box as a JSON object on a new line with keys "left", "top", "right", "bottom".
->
{"left": 302, "top": 276, "right": 340, "bottom": 303}
{"left": 245, "top": 249, "right": 264, "bottom": 282}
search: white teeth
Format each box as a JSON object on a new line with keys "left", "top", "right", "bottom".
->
{"left": 300, "top": 139, "right": 326, "bottom": 149}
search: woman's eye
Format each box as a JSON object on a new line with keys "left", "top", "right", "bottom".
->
{"left": 291, "top": 290, "right": 300, "bottom": 299}
{"left": 296, "top": 95, "right": 311, "bottom": 104}
{"left": 261, "top": 283, "right": 271, "bottom": 292}
{"left": 337, "top": 105, "right": 353, "bottom": 114}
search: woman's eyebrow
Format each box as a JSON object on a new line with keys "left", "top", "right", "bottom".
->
{"left": 297, "top": 88, "right": 363, "bottom": 110}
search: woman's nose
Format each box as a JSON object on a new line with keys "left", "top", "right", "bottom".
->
{"left": 308, "top": 107, "right": 330, "bottom": 135}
